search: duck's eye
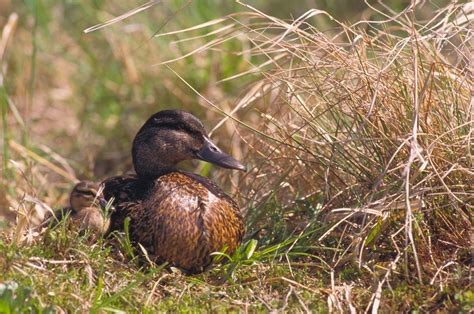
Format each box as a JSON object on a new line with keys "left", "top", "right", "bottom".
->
{"left": 153, "top": 117, "right": 166, "bottom": 126}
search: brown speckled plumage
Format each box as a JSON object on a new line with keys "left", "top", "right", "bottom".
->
{"left": 103, "top": 110, "right": 246, "bottom": 273}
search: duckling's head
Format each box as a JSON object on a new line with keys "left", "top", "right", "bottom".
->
{"left": 70, "top": 181, "right": 106, "bottom": 212}
{"left": 132, "top": 110, "right": 246, "bottom": 178}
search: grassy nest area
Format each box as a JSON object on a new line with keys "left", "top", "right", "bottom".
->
{"left": 0, "top": 1, "right": 472, "bottom": 312}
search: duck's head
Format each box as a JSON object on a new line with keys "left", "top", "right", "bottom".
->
{"left": 70, "top": 181, "right": 107, "bottom": 212}
{"left": 132, "top": 110, "right": 246, "bottom": 178}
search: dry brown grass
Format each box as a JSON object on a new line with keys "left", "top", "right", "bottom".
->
{"left": 156, "top": 1, "right": 473, "bottom": 309}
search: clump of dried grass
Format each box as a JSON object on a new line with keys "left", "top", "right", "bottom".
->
{"left": 165, "top": 0, "right": 472, "bottom": 298}
{"left": 249, "top": 1, "right": 472, "bottom": 286}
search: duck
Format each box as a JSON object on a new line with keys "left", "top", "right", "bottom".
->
{"left": 102, "top": 109, "right": 246, "bottom": 274}
{"left": 42, "top": 181, "right": 110, "bottom": 237}
{"left": 68, "top": 181, "right": 110, "bottom": 237}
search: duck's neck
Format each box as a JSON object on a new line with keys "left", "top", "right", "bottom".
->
{"left": 132, "top": 145, "right": 179, "bottom": 179}
{"left": 133, "top": 156, "right": 177, "bottom": 179}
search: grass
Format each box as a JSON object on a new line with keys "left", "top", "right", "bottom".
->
{"left": 0, "top": 0, "right": 472, "bottom": 312}
{"left": 1, "top": 222, "right": 469, "bottom": 312}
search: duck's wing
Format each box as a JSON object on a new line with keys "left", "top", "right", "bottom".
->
{"left": 178, "top": 171, "right": 239, "bottom": 209}
{"left": 101, "top": 173, "right": 151, "bottom": 233}
{"left": 102, "top": 173, "right": 140, "bottom": 202}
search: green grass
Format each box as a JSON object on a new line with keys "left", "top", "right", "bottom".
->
{"left": 0, "top": 219, "right": 470, "bottom": 312}
{"left": 0, "top": 0, "right": 472, "bottom": 312}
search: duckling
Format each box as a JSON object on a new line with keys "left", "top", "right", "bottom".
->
{"left": 103, "top": 110, "right": 246, "bottom": 274}
{"left": 41, "top": 181, "right": 109, "bottom": 236}
{"left": 69, "top": 181, "right": 110, "bottom": 236}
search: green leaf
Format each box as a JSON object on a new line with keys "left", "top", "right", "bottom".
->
{"left": 365, "top": 218, "right": 382, "bottom": 246}
{"left": 245, "top": 239, "right": 258, "bottom": 259}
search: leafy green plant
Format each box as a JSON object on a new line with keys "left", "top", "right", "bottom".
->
{"left": 112, "top": 217, "right": 136, "bottom": 260}
{"left": 0, "top": 282, "right": 54, "bottom": 314}
{"left": 455, "top": 290, "right": 474, "bottom": 313}
{"left": 212, "top": 239, "right": 259, "bottom": 281}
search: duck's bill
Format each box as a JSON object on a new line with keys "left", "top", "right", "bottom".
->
{"left": 196, "top": 137, "right": 246, "bottom": 171}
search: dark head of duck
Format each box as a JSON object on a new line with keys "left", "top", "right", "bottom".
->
{"left": 131, "top": 110, "right": 246, "bottom": 178}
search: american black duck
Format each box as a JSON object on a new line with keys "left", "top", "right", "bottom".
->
{"left": 103, "top": 110, "right": 246, "bottom": 274}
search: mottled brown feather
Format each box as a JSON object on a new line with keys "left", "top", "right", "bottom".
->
{"left": 104, "top": 171, "right": 244, "bottom": 274}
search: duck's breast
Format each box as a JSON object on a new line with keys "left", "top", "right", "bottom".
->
{"left": 140, "top": 172, "right": 244, "bottom": 272}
